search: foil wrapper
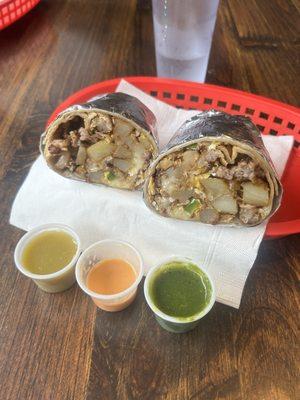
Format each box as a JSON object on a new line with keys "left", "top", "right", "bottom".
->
{"left": 40, "top": 92, "right": 158, "bottom": 190}
{"left": 41, "top": 92, "right": 158, "bottom": 150}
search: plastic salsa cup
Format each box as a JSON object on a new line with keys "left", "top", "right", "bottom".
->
{"left": 75, "top": 239, "right": 143, "bottom": 312}
{"left": 14, "top": 223, "right": 81, "bottom": 293}
{"left": 144, "top": 257, "right": 216, "bottom": 333}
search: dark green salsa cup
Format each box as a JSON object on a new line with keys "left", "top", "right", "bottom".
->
{"left": 144, "top": 257, "right": 216, "bottom": 333}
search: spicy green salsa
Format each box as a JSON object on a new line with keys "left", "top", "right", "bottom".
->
{"left": 149, "top": 261, "right": 212, "bottom": 319}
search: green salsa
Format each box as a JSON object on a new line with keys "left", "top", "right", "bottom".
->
{"left": 149, "top": 261, "right": 212, "bottom": 319}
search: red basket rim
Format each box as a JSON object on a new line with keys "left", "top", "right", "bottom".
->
{"left": 0, "top": 0, "right": 39, "bottom": 7}
{"left": 47, "top": 76, "right": 300, "bottom": 239}
{"left": 0, "top": 0, "right": 16, "bottom": 7}
{"left": 265, "top": 219, "right": 300, "bottom": 237}
{"left": 48, "top": 77, "right": 300, "bottom": 124}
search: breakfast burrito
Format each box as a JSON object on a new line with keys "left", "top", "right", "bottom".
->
{"left": 144, "top": 111, "right": 282, "bottom": 226}
{"left": 41, "top": 93, "right": 158, "bottom": 190}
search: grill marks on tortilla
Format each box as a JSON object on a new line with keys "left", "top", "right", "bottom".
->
{"left": 148, "top": 141, "right": 271, "bottom": 226}
{"left": 45, "top": 112, "right": 156, "bottom": 190}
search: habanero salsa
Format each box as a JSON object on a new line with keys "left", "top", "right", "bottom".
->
{"left": 86, "top": 259, "right": 136, "bottom": 295}
{"left": 149, "top": 261, "right": 212, "bottom": 319}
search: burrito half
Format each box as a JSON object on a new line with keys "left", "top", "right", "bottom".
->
{"left": 41, "top": 93, "right": 158, "bottom": 190}
{"left": 144, "top": 111, "right": 282, "bottom": 226}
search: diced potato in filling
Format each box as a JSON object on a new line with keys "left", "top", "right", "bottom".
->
{"left": 148, "top": 143, "right": 270, "bottom": 225}
{"left": 212, "top": 195, "right": 238, "bottom": 214}
{"left": 241, "top": 181, "right": 269, "bottom": 206}
{"left": 46, "top": 112, "right": 156, "bottom": 189}
{"left": 87, "top": 141, "right": 114, "bottom": 161}
{"left": 201, "top": 178, "right": 230, "bottom": 198}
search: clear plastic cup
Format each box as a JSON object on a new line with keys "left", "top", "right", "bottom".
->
{"left": 75, "top": 240, "right": 143, "bottom": 312}
{"left": 152, "top": 0, "right": 219, "bottom": 82}
{"left": 144, "top": 256, "right": 216, "bottom": 333}
{"left": 14, "top": 224, "right": 81, "bottom": 293}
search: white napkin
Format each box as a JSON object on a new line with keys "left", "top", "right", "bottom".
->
{"left": 10, "top": 80, "right": 294, "bottom": 308}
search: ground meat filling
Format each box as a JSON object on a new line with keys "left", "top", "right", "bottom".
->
{"left": 148, "top": 142, "right": 270, "bottom": 225}
{"left": 47, "top": 112, "right": 156, "bottom": 189}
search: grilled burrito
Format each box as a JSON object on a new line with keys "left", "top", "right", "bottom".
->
{"left": 41, "top": 93, "right": 158, "bottom": 190}
{"left": 144, "top": 111, "right": 282, "bottom": 226}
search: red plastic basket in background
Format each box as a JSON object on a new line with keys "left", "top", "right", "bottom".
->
{"left": 47, "top": 77, "right": 300, "bottom": 239}
{"left": 0, "top": 0, "right": 40, "bottom": 30}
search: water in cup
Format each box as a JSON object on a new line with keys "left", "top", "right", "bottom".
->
{"left": 152, "top": 0, "right": 219, "bottom": 82}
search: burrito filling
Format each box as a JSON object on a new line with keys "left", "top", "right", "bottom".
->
{"left": 45, "top": 112, "right": 156, "bottom": 189}
{"left": 147, "top": 142, "right": 271, "bottom": 225}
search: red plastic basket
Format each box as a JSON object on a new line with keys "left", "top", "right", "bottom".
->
{"left": 47, "top": 77, "right": 300, "bottom": 239}
{"left": 0, "top": 0, "right": 40, "bottom": 30}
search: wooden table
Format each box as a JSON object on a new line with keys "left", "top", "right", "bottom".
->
{"left": 0, "top": 1, "right": 299, "bottom": 399}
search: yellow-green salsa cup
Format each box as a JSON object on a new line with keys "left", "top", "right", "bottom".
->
{"left": 144, "top": 257, "right": 216, "bottom": 333}
{"left": 14, "top": 224, "right": 81, "bottom": 293}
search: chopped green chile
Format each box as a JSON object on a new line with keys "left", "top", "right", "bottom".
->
{"left": 186, "top": 143, "right": 198, "bottom": 150}
{"left": 184, "top": 198, "right": 201, "bottom": 215}
{"left": 105, "top": 171, "right": 116, "bottom": 181}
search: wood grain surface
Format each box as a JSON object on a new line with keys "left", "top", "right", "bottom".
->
{"left": 0, "top": 1, "right": 299, "bottom": 399}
